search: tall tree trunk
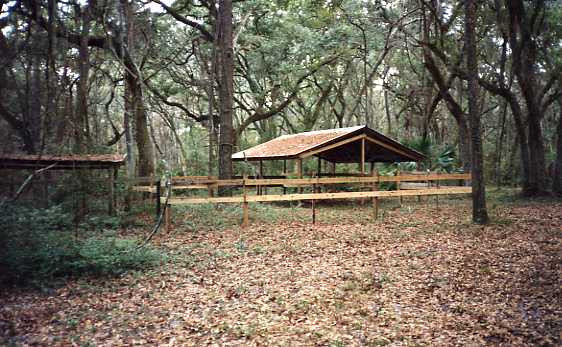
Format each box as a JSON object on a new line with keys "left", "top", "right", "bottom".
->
{"left": 44, "top": 0, "right": 57, "bottom": 152}
{"left": 128, "top": 75, "right": 155, "bottom": 177}
{"left": 465, "top": 0, "right": 488, "bottom": 224}
{"left": 494, "top": 101, "right": 508, "bottom": 188}
{"left": 75, "top": 5, "right": 90, "bottom": 153}
{"left": 506, "top": 0, "right": 548, "bottom": 195}
{"left": 123, "top": 0, "right": 154, "bottom": 177}
{"left": 217, "top": 0, "right": 234, "bottom": 193}
{"left": 457, "top": 121, "right": 472, "bottom": 173}
{"left": 553, "top": 97, "right": 562, "bottom": 196}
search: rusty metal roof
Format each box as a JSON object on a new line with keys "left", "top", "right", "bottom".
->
{"left": 232, "top": 125, "right": 425, "bottom": 163}
{"left": 0, "top": 153, "right": 125, "bottom": 169}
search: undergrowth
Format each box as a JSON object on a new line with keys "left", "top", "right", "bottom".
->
{"left": 0, "top": 205, "right": 165, "bottom": 288}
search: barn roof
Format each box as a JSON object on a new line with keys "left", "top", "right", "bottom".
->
{"left": 0, "top": 154, "right": 125, "bottom": 170}
{"left": 232, "top": 125, "right": 425, "bottom": 163}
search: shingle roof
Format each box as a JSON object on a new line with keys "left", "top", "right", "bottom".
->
{"left": 233, "top": 126, "right": 363, "bottom": 160}
{"left": 232, "top": 125, "right": 425, "bottom": 163}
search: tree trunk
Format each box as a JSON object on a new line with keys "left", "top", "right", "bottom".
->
{"left": 506, "top": 0, "right": 548, "bottom": 195}
{"left": 123, "top": 0, "right": 154, "bottom": 177}
{"left": 526, "top": 107, "right": 547, "bottom": 194}
{"left": 494, "top": 101, "right": 508, "bottom": 187}
{"left": 553, "top": 98, "right": 562, "bottom": 196}
{"left": 75, "top": 5, "right": 91, "bottom": 153}
{"left": 217, "top": 0, "right": 234, "bottom": 193}
{"left": 457, "top": 120, "right": 472, "bottom": 173}
{"left": 127, "top": 74, "right": 155, "bottom": 177}
{"left": 465, "top": 0, "right": 488, "bottom": 224}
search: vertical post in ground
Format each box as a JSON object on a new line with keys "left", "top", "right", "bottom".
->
{"left": 165, "top": 204, "right": 171, "bottom": 232}
{"left": 312, "top": 197, "right": 316, "bottom": 224}
{"left": 242, "top": 175, "right": 249, "bottom": 227}
{"left": 108, "top": 168, "right": 115, "bottom": 216}
{"left": 312, "top": 182, "right": 317, "bottom": 224}
{"left": 372, "top": 168, "right": 379, "bottom": 220}
{"left": 361, "top": 138, "right": 366, "bottom": 175}
{"left": 360, "top": 138, "right": 366, "bottom": 205}
{"left": 297, "top": 159, "right": 303, "bottom": 194}
{"left": 397, "top": 169, "right": 402, "bottom": 207}
{"left": 283, "top": 160, "right": 287, "bottom": 195}
{"left": 258, "top": 160, "right": 264, "bottom": 195}
{"left": 155, "top": 179, "right": 161, "bottom": 219}
{"left": 436, "top": 171, "right": 440, "bottom": 210}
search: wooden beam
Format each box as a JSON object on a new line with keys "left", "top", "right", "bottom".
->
{"left": 166, "top": 173, "right": 471, "bottom": 188}
{"left": 165, "top": 187, "right": 471, "bottom": 205}
{"left": 299, "top": 134, "right": 366, "bottom": 159}
{"left": 364, "top": 136, "right": 416, "bottom": 161}
{"left": 361, "top": 138, "right": 365, "bottom": 175}
{"left": 132, "top": 186, "right": 156, "bottom": 193}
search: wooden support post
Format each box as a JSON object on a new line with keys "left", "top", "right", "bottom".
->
{"left": 283, "top": 160, "right": 287, "bottom": 195}
{"left": 372, "top": 166, "right": 379, "bottom": 220}
{"left": 113, "top": 168, "right": 119, "bottom": 213}
{"left": 361, "top": 138, "right": 366, "bottom": 175}
{"left": 317, "top": 157, "right": 321, "bottom": 177}
{"left": 165, "top": 204, "right": 171, "bottom": 232}
{"left": 243, "top": 202, "right": 249, "bottom": 227}
{"left": 397, "top": 169, "right": 402, "bottom": 207}
{"left": 242, "top": 175, "right": 249, "bottom": 227}
{"left": 155, "top": 179, "right": 161, "bottom": 219}
{"left": 312, "top": 192, "right": 316, "bottom": 224}
{"left": 108, "top": 168, "right": 115, "bottom": 216}
{"left": 297, "top": 159, "right": 303, "bottom": 194}
{"left": 258, "top": 160, "right": 264, "bottom": 195}
{"left": 436, "top": 171, "right": 440, "bottom": 210}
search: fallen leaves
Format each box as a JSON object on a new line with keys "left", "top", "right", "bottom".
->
{"left": 1, "top": 197, "right": 560, "bottom": 346}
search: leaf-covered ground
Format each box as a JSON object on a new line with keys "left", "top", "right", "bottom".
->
{"left": 1, "top": 195, "right": 561, "bottom": 346}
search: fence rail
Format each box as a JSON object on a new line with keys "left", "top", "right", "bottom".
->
{"left": 165, "top": 187, "right": 471, "bottom": 205}
{"left": 152, "top": 172, "right": 472, "bottom": 229}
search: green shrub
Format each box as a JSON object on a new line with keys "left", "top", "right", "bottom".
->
{"left": 0, "top": 205, "right": 164, "bottom": 287}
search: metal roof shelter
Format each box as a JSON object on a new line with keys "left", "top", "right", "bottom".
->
{"left": 0, "top": 154, "right": 125, "bottom": 216}
{"left": 0, "top": 154, "right": 125, "bottom": 170}
{"left": 232, "top": 125, "right": 425, "bottom": 164}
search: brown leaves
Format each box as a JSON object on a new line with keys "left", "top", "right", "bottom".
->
{"left": 1, "top": 199, "right": 561, "bottom": 346}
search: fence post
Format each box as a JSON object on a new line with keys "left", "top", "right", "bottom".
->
{"left": 312, "top": 183, "right": 316, "bottom": 224}
{"left": 242, "top": 175, "right": 249, "bottom": 228}
{"left": 397, "top": 169, "right": 402, "bottom": 207}
{"left": 283, "top": 160, "right": 287, "bottom": 195}
{"left": 372, "top": 168, "right": 379, "bottom": 220}
{"left": 165, "top": 204, "right": 171, "bottom": 232}
{"left": 155, "top": 179, "right": 161, "bottom": 219}
{"left": 436, "top": 171, "right": 440, "bottom": 210}
{"left": 108, "top": 168, "right": 115, "bottom": 216}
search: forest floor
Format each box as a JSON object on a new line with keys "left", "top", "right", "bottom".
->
{"left": 1, "top": 191, "right": 561, "bottom": 346}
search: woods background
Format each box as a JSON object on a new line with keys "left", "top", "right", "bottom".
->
{"left": 1, "top": 0, "right": 561, "bottom": 196}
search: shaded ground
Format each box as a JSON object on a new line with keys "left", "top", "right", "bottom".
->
{"left": 1, "top": 194, "right": 561, "bottom": 346}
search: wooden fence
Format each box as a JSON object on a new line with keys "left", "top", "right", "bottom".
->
{"left": 140, "top": 172, "right": 472, "bottom": 229}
